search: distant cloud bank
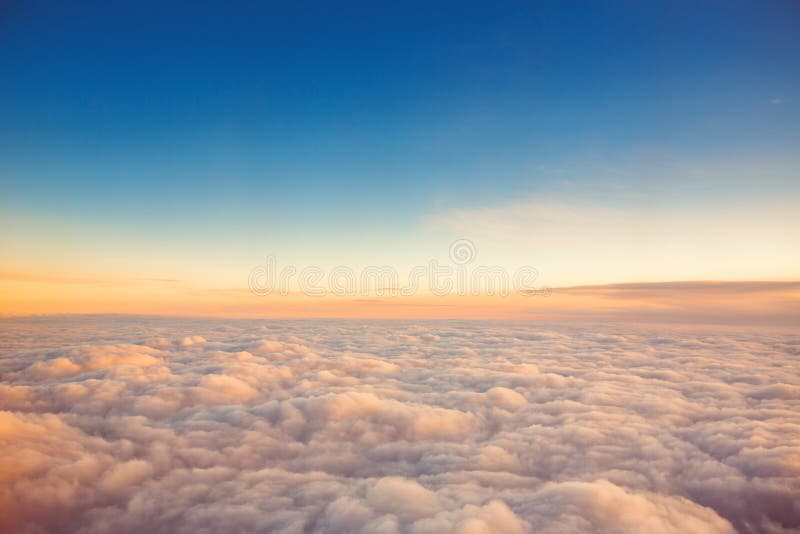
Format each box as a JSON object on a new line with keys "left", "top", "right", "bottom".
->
{"left": 0, "top": 317, "right": 798, "bottom": 533}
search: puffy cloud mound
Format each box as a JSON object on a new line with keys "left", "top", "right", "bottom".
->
{"left": 0, "top": 317, "right": 798, "bottom": 533}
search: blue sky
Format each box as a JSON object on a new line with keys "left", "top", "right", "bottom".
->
{"left": 1, "top": 1, "right": 798, "bottom": 291}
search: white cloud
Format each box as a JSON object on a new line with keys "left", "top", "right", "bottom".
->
{"left": 0, "top": 317, "right": 797, "bottom": 533}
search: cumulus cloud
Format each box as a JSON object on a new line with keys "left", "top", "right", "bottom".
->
{"left": 0, "top": 317, "right": 797, "bottom": 533}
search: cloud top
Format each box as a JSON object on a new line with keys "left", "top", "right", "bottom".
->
{"left": 0, "top": 317, "right": 798, "bottom": 533}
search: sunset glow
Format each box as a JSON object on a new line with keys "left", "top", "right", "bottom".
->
{"left": 1, "top": 2, "right": 798, "bottom": 533}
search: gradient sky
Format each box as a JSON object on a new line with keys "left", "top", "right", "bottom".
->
{"left": 1, "top": 1, "right": 799, "bottom": 317}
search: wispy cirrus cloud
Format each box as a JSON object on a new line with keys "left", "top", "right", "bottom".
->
{"left": 426, "top": 191, "right": 800, "bottom": 286}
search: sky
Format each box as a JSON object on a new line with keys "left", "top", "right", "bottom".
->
{"left": 1, "top": 1, "right": 799, "bottom": 319}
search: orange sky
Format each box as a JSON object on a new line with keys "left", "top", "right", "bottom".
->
{"left": 3, "top": 272, "right": 798, "bottom": 327}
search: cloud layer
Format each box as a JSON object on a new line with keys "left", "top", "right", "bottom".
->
{"left": 0, "top": 317, "right": 798, "bottom": 533}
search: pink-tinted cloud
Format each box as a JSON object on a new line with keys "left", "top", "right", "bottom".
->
{"left": 0, "top": 317, "right": 797, "bottom": 533}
